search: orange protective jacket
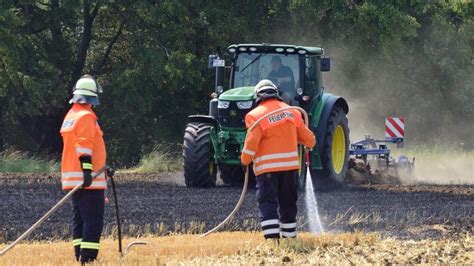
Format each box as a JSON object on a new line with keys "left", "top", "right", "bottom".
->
{"left": 60, "top": 104, "right": 107, "bottom": 190}
{"left": 241, "top": 99, "right": 316, "bottom": 176}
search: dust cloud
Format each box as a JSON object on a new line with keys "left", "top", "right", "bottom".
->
{"left": 410, "top": 152, "right": 473, "bottom": 185}
{"left": 321, "top": 44, "right": 473, "bottom": 185}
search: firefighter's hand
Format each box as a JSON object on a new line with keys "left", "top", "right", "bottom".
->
{"left": 82, "top": 170, "right": 92, "bottom": 188}
{"left": 79, "top": 155, "right": 93, "bottom": 188}
{"left": 106, "top": 166, "right": 115, "bottom": 178}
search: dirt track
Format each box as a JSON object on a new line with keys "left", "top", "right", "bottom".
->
{"left": 0, "top": 172, "right": 472, "bottom": 242}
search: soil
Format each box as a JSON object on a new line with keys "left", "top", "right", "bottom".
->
{"left": 0, "top": 172, "right": 472, "bottom": 242}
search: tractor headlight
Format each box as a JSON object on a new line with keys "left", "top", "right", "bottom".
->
{"left": 237, "top": 101, "right": 253, "bottom": 109}
{"left": 218, "top": 100, "right": 230, "bottom": 109}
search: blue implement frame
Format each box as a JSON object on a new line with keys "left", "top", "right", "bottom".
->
{"left": 349, "top": 136, "right": 404, "bottom": 165}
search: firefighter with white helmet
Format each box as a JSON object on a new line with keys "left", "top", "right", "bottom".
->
{"left": 241, "top": 79, "right": 316, "bottom": 239}
{"left": 60, "top": 74, "right": 107, "bottom": 263}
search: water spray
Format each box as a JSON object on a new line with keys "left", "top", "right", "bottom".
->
{"left": 304, "top": 152, "right": 325, "bottom": 233}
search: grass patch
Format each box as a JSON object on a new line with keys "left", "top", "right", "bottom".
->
{"left": 0, "top": 149, "right": 58, "bottom": 173}
{"left": 133, "top": 144, "right": 182, "bottom": 173}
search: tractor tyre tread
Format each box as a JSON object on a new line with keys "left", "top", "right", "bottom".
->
{"left": 183, "top": 122, "right": 216, "bottom": 188}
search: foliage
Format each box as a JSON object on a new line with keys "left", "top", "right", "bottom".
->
{"left": 0, "top": 149, "right": 58, "bottom": 173}
{"left": 132, "top": 144, "right": 182, "bottom": 173}
{"left": 0, "top": 0, "right": 472, "bottom": 166}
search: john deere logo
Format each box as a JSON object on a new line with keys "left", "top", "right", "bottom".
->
{"left": 230, "top": 110, "right": 237, "bottom": 117}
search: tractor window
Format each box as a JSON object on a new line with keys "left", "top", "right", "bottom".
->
{"left": 233, "top": 53, "right": 300, "bottom": 95}
{"left": 304, "top": 56, "right": 320, "bottom": 97}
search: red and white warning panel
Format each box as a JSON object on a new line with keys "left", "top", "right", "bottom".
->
{"left": 385, "top": 117, "right": 405, "bottom": 139}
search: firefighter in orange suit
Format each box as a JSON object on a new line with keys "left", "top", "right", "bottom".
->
{"left": 60, "top": 75, "right": 107, "bottom": 263}
{"left": 241, "top": 79, "right": 316, "bottom": 239}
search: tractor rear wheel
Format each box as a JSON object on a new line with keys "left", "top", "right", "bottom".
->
{"left": 315, "top": 106, "right": 350, "bottom": 188}
{"left": 183, "top": 122, "right": 217, "bottom": 187}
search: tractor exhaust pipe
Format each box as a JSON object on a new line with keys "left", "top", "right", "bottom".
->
{"left": 215, "top": 65, "right": 224, "bottom": 94}
{"left": 208, "top": 54, "right": 225, "bottom": 95}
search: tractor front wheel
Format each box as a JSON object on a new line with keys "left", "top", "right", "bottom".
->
{"left": 183, "top": 122, "right": 217, "bottom": 187}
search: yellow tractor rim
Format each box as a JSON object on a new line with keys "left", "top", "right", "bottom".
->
{"left": 298, "top": 146, "right": 304, "bottom": 176}
{"left": 332, "top": 125, "right": 346, "bottom": 174}
{"left": 209, "top": 160, "right": 214, "bottom": 175}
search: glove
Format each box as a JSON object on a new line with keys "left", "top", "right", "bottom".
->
{"left": 106, "top": 166, "right": 115, "bottom": 178}
{"left": 79, "top": 156, "right": 93, "bottom": 188}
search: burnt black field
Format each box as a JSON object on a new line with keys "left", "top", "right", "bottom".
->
{"left": 0, "top": 173, "right": 472, "bottom": 242}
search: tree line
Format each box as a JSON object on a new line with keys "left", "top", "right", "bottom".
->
{"left": 0, "top": 0, "right": 472, "bottom": 166}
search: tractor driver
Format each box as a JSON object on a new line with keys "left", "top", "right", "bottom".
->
{"left": 268, "top": 56, "right": 295, "bottom": 103}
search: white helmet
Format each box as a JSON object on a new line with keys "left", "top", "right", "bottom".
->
{"left": 254, "top": 79, "right": 281, "bottom": 104}
{"left": 69, "top": 75, "right": 103, "bottom": 105}
{"left": 255, "top": 79, "right": 278, "bottom": 95}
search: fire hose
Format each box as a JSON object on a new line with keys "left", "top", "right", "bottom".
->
{"left": 199, "top": 106, "right": 310, "bottom": 238}
{"left": 0, "top": 167, "right": 106, "bottom": 256}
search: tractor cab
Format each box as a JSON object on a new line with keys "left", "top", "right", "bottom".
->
{"left": 210, "top": 44, "right": 330, "bottom": 111}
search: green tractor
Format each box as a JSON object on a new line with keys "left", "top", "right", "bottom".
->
{"left": 183, "top": 44, "right": 349, "bottom": 188}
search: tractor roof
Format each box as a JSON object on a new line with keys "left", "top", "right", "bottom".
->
{"left": 227, "top": 43, "right": 323, "bottom": 55}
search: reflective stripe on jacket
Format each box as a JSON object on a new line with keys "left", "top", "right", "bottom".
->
{"left": 60, "top": 104, "right": 107, "bottom": 190}
{"left": 241, "top": 99, "right": 315, "bottom": 176}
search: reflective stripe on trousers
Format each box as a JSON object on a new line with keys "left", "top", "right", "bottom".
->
{"left": 280, "top": 222, "right": 297, "bottom": 238}
{"left": 261, "top": 219, "right": 280, "bottom": 239}
{"left": 73, "top": 238, "right": 82, "bottom": 246}
{"left": 81, "top": 242, "right": 100, "bottom": 250}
